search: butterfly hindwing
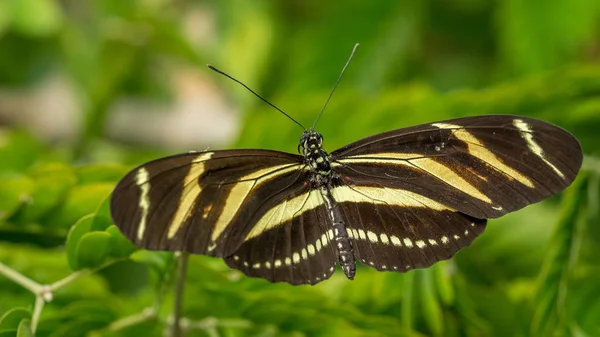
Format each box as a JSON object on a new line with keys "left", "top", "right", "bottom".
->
{"left": 224, "top": 189, "right": 338, "bottom": 285}
{"left": 331, "top": 182, "right": 487, "bottom": 271}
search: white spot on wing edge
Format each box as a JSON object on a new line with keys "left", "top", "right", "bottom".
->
{"left": 358, "top": 229, "right": 366, "bottom": 240}
{"left": 380, "top": 233, "right": 390, "bottom": 244}
{"left": 307, "top": 244, "right": 316, "bottom": 256}
{"left": 366, "top": 230, "right": 379, "bottom": 243}
{"left": 327, "top": 229, "right": 334, "bottom": 240}
{"left": 513, "top": 119, "right": 565, "bottom": 179}
{"left": 135, "top": 167, "right": 151, "bottom": 241}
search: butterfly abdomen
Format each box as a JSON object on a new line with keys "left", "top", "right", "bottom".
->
{"left": 319, "top": 186, "right": 356, "bottom": 279}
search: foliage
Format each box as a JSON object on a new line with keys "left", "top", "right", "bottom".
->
{"left": 1, "top": 1, "right": 600, "bottom": 336}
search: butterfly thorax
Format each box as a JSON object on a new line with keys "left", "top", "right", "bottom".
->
{"left": 300, "top": 131, "right": 333, "bottom": 186}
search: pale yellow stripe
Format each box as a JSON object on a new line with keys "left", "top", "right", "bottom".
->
{"left": 345, "top": 152, "right": 422, "bottom": 160}
{"left": 339, "top": 153, "right": 492, "bottom": 204}
{"left": 136, "top": 168, "right": 151, "bottom": 241}
{"left": 211, "top": 164, "right": 302, "bottom": 241}
{"left": 433, "top": 122, "right": 534, "bottom": 188}
{"left": 513, "top": 119, "right": 564, "bottom": 179}
{"left": 167, "top": 152, "right": 213, "bottom": 239}
{"left": 244, "top": 178, "right": 454, "bottom": 243}
{"left": 244, "top": 189, "right": 323, "bottom": 241}
{"left": 411, "top": 158, "right": 491, "bottom": 203}
{"left": 331, "top": 185, "right": 451, "bottom": 210}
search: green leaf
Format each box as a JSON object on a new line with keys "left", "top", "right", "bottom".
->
{"left": 432, "top": 262, "right": 455, "bottom": 306}
{"left": 531, "top": 174, "right": 589, "bottom": 336}
{"left": 105, "top": 225, "right": 137, "bottom": 258}
{"left": 75, "top": 231, "right": 112, "bottom": 270}
{"left": 65, "top": 214, "right": 95, "bottom": 270}
{"left": 401, "top": 271, "right": 415, "bottom": 331}
{"left": 0, "top": 308, "right": 30, "bottom": 330}
{"left": 418, "top": 269, "right": 444, "bottom": 336}
{"left": 0, "top": 175, "right": 34, "bottom": 222}
{"left": 94, "top": 195, "right": 112, "bottom": 220}
{"left": 16, "top": 319, "right": 33, "bottom": 337}
{"left": 90, "top": 215, "right": 113, "bottom": 232}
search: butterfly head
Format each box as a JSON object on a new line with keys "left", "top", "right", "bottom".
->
{"left": 299, "top": 131, "right": 324, "bottom": 156}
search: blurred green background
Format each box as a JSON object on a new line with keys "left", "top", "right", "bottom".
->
{"left": 1, "top": 0, "right": 600, "bottom": 336}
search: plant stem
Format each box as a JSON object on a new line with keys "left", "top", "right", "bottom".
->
{"left": 50, "top": 258, "right": 125, "bottom": 291}
{"left": 170, "top": 252, "right": 190, "bottom": 337}
{"left": 0, "top": 262, "right": 41, "bottom": 293}
{"left": 109, "top": 307, "right": 157, "bottom": 331}
{"left": 30, "top": 294, "right": 46, "bottom": 334}
{"left": 50, "top": 269, "right": 91, "bottom": 291}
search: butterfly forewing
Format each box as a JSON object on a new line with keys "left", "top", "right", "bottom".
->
{"left": 110, "top": 150, "right": 305, "bottom": 257}
{"left": 331, "top": 115, "right": 582, "bottom": 220}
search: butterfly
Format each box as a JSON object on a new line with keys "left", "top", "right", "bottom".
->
{"left": 110, "top": 44, "right": 583, "bottom": 285}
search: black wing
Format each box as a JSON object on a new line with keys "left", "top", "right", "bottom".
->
{"left": 331, "top": 115, "right": 582, "bottom": 219}
{"left": 330, "top": 115, "right": 581, "bottom": 270}
{"left": 110, "top": 150, "right": 337, "bottom": 284}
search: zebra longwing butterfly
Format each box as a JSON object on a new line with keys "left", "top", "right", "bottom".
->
{"left": 110, "top": 46, "right": 583, "bottom": 285}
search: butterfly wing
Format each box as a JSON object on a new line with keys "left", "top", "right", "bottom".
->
{"left": 223, "top": 187, "right": 338, "bottom": 285}
{"left": 110, "top": 149, "right": 339, "bottom": 284}
{"left": 331, "top": 115, "right": 582, "bottom": 219}
{"left": 329, "top": 183, "right": 487, "bottom": 271}
{"left": 330, "top": 115, "right": 581, "bottom": 271}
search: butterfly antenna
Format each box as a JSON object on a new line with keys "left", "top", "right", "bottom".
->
{"left": 207, "top": 64, "right": 306, "bottom": 131}
{"left": 311, "top": 43, "right": 359, "bottom": 131}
